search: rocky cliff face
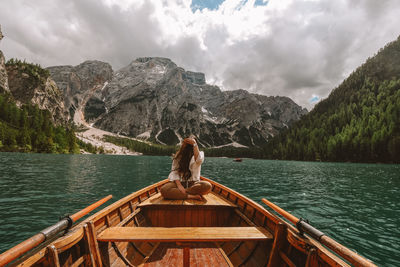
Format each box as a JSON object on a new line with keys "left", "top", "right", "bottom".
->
{"left": 1, "top": 26, "right": 66, "bottom": 124}
{"left": 84, "top": 57, "right": 307, "bottom": 147}
{"left": 49, "top": 57, "right": 307, "bottom": 147}
{"left": 0, "top": 25, "right": 10, "bottom": 94}
{"left": 47, "top": 61, "right": 113, "bottom": 124}
{"left": 6, "top": 63, "right": 68, "bottom": 124}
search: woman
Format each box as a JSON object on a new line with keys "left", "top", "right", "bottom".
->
{"left": 160, "top": 136, "right": 211, "bottom": 200}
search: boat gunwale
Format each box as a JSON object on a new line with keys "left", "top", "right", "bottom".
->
{"left": 17, "top": 177, "right": 354, "bottom": 267}
{"left": 82, "top": 179, "right": 169, "bottom": 226}
{"left": 20, "top": 179, "right": 169, "bottom": 260}
{"left": 202, "top": 177, "right": 352, "bottom": 267}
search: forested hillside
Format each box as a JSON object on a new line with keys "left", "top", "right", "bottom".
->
{"left": 0, "top": 93, "right": 78, "bottom": 153}
{"left": 263, "top": 36, "right": 400, "bottom": 163}
{"left": 0, "top": 57, "right": 79, "bottom": 153}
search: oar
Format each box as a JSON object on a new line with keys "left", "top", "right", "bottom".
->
{"left": 261, "top": 198, "right": 376, "bottom": 267}
{"left": 0, "top": 195, "right": 112, "bottom": 266}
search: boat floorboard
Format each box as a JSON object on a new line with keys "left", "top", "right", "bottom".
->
{"left": 142, "top": 242, "right": 231, "bottom": 267}
{"left": 138, "top": 192, "right": 236, "bottom": 207}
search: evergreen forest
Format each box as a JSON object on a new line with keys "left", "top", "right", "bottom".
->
{"left": 104, "top": 135, "right": 177, "bottom": 156}
{"left": 262, "top": 36, "right": 400, "bottom": 163}
{"left": 0, "top": 93, "right": 79, "bottom": 153}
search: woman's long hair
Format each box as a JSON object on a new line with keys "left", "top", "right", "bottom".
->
{"left": 173, "top": 139, "right": 194, "bottom": 181}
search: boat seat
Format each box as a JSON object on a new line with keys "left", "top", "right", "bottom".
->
{"left": 138, "top": 192, "right": 237, "bottom": 207}
{"left": 97, "top": 226, "right": 273, "bottom": 242}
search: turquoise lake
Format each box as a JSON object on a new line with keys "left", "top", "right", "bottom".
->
{"left": 0, "top": 152, "right": 399, "bottom": 266}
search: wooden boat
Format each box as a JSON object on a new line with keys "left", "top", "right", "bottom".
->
{"left": 1, "top": 177, "right": 376, "bottom": 267}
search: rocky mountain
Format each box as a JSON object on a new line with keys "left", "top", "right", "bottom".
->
{"left": 5, "top": 59, "right": 68, "bottom": 124}
{"left": 49, "top": 57, "right": 307, "bottom": 147}
{"left": 0, "top": 25, "right": 67, "bottom": 124}
{"left": 47, "top": 60, "right": 113, "bottom": 124}
{"left": 0, "top": 25, "right": 9, "bottom": 94}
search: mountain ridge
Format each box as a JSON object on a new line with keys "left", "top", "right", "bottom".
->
{"left": 48, "top": 57, "right": 307, "bottom": 147}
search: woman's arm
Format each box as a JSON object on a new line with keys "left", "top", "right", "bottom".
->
{"left": 186, "top": 137, "right": 200, "bottom": 161}
{"left": 193, "top": 140, "right": 200, "bottom": 161}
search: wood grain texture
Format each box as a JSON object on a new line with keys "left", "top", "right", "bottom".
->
{"left": 14, "top": 177, "right": 365, "bottom": 267}
{"left": 143, "top": 242, "right": 232, "bottom": 267}
{"left": 98, "top": 227, "right": 273, "bottom": 242}
{"left": 138, "top": 192, "right": 236, "bottom": 207}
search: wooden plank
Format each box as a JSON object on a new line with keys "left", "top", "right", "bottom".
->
{"left": 16, "top": 247, "right": 47, "bottom": 267}
{"left": 198, "top": 209, "right": 206, "bottom": 227}
{"left": 208, "top": 192, "right": 236, "bottom": 206}
{"left": 267, "top": 223, "right": 287, "bottom": 267}
{"left": 201, "top": 177, "right": 281, "bottom": 224}
{"left": 138, "top": 243, "right": 160, "bottom": 267}
{"left": 52, "top": 227, "right": 84, "bottom": 253}
{"left": 229, "top": 251, "right": 244, "bottom": 266}
{"left": 46, "top": 245, "right": 60, "bottom": 267}
{"left": 97, "top": 227, "right": 273, "bottom": 242}
{"left": 70, "top": 255, "right": 85, "bottom": 267}
{"left": 222, "top": 242, "right": 240, "bottom": 256}
{"left": 120, "top": 204, "right": 131, "bottom": 219}
{"left": 84, "top": 179, "right": 169, "bottom": 224}
{"left": 142, "top": 242, "right": 232, "bottom": 267}
{"left": 185, "top": 208, "right": 191, "bottom": 227}
{"left": 138, "top": 193, "right": 165, "bottom": 206}
{"left": 139, "top": 192, "right": 236, "bottom": 207}
{"left": 192, "top": 206, "right": 199, "bottom": 227}
{"left": 216, "top": 244, "right": 234, "bottom": 267}
{"left": 111, "top": 241, "right": 135, "bottom": 267}
{"left": 237, "top": 241, "right": 253, "bottom": 264}
{"left": 254, "top": 210, "right": 266, "bottom": 226}
{"left": 154, "top": 208, "right": 161, "bottom": 227}
{"left": 183, "top": 246, "right": 190, "bottom": 267}
{"left": 209, "top": 209, "right": 217, "bottom": 226}
{"left": 83, "top": 224, "right": 96, "bottom": 267}
{"left": 88, "top": 221, "right": 103, "bottom": 267}
{"left": 235, "top": 209, "right": 256, "bottom": 227}
{"left": 280, "top": 251, "right": 297, "bottom": 267}
{"left": 116, "top": 208, "right": 141, "bottom": 227}
{"left": 305, "top": 248, "right": 318, "bottom": 267}
{"left": 250, "top": 241, "right": 271, "bottom": 267}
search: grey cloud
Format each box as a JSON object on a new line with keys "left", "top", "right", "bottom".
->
{"left": 1, "top": 0, "right": 400, "bottom": 110}
{"left": 198, "top": 0, "right": 400, "bottom": 109}
{"left": 0, "top": 0, "right": 163, "bottom": 69}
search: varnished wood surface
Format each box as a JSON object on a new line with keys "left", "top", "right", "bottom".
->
{"left": 14, "top": 177, "right": 363, "bottom": 267}
{"left": 142, "top": 242, "right": 232, "bottom": 267}
{"left": 138, "top": 192, "right": 236, "bottom": 207}
{"left": 143, "top": 205, "right": 233, "bottom": 227}
{"left": 97, "top": 227, "right": 273, "bottom": 242}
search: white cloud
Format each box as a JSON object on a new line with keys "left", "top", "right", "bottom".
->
{"left": 1, "top": 0, "right": 400, "bottom": 110}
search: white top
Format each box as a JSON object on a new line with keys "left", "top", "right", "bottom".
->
{"left": 168, "top": 151, "right": 205, "bottom": 182}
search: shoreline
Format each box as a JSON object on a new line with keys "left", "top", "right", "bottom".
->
{"left": 76, "top": 127, "right": 142, "bottom": 156}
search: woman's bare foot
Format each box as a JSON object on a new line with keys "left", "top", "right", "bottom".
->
{"left": 187, "top": 194, "right": 202, "bottom": 201}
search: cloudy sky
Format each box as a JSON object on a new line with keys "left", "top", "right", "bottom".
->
{"left": 1, "top": 0, "right": 400, "bottom": 110}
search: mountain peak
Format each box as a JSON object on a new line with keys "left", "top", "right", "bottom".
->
{"left": 48, "top": 57, "right": 307, "bottom": 147}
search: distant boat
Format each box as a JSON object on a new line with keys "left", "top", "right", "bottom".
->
{"left": 0, "top": 177, "right": 376, "bottom": 267}
{"left": 234, "top": 158, "right": 243, "bottom": 162}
